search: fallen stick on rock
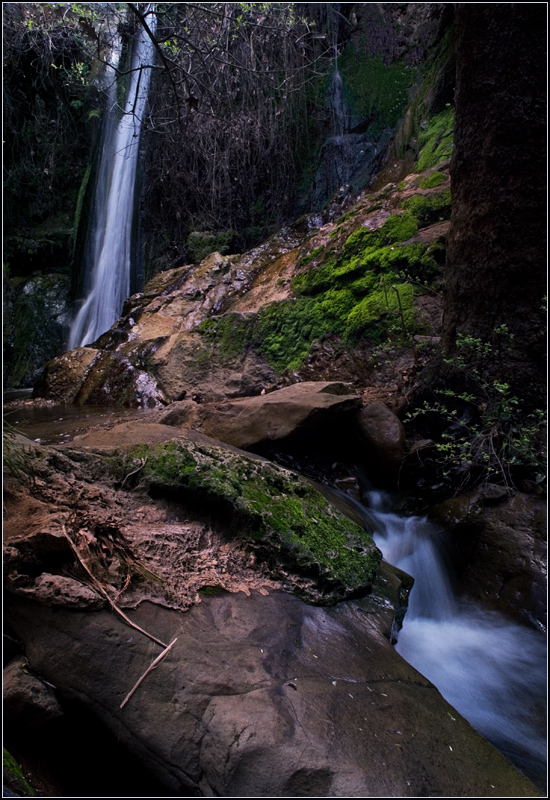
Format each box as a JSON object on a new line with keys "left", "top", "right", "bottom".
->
{"left": 120, "top": 637, "right": 178, "bottom": 709}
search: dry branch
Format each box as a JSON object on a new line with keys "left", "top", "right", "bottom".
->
{"left": 120, "top": 637, "right": 178, "bottom": 709}
{"left": 61, "top": 525, "right": 167, "bottom": 648}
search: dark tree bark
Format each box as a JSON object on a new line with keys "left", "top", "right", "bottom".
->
{"left": 442, "top": 3, "right": 546, "bottom": 404}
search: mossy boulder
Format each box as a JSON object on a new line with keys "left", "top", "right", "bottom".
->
{"left": 402, "top": 189, "right": 451, "bottom": 227}
{"left": 124, "top": 438, "right": 381, "bottom": 604}
{"left": 4, "top": 273, "right": 72, "bottom": 389}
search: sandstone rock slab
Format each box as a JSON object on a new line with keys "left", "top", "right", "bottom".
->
{"left": 198, "top": 381, "right": 360, "bottom": 449}
{"left": 6, "top": 592, "right": 540, "bottom": 798}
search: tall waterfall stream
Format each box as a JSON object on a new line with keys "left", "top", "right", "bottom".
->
{"left": 69, "top": 9, "right": 157, "bottom": 349}
{"left": 345, "top": 487, "right": 547, "bottom": 789}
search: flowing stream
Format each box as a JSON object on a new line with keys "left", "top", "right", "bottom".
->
{"left": 69, "top": 8, "right": 157, "bottom": 349}
{"left": 5, "top": 394, "right": 546, "bottom": 790}
{"left": 351, "top": 488, "right": 547, "bottom": 789}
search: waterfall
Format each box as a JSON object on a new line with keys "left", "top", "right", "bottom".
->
{"left": 330, "top": 70, "right": 348, "bottom": 139}
{"left": 69, "top": 9, "right": 157, "bottom": 349}
{"left": 360, "top": 490, "right": 547, "bottom": 787}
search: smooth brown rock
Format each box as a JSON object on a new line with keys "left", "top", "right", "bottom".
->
{"left": 33, "top": 347, "right": 99, "bottom": 403}
{"left": 4, "top": 657, "right": 63, "bottom": 732}
{"left": 6, "top": 592, "right": 540, "bottom": 798}
{"left": 198, "top": 381, "right": 360, "bottom": 449}
{"left": 429, "top": 490, "right": 547, "bottom": 629}
{"left": 358, "top": 401, "right": 406, "bottom": 481}
{"left": 152, "top": 332, "right": 275, "bottom": 402}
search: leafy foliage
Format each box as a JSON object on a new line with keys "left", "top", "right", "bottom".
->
{"left": 3, "top": 3, "right": 103, "bottom": 232}
{"left": 142, "top": 2, "right": 333, "bottom": 259}
{"left": 406, "top": 332, "right": 547, "bottom": 492}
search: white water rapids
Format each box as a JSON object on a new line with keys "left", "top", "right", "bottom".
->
{"left": 353, "top": 489, "right": 547, "bottom": 787}
{"left": 69, "top": 9, "right": 157, "bottom": 349}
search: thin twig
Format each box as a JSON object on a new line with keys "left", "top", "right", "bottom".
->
{"left": 121, "top": 456, "right": 148, "bottom": 489}
{"left": 120, "top": 637, "right": 178, "bottom": 709}
{"left": 62, "top": 526, "right": 167, "bottom": 648}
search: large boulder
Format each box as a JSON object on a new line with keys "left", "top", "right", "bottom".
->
{"left": 3, "top": 430, "right": 541, "bottom": 797}
{"left": 5, "top": 591, "right": 540, "bottom": 798}
{"left": 5, "top": 430, "right": 381, "bottom": 607}
{"left": 195, "top": 381, "right": 361, "bottom": 449}
{"left": 429, "top": 488, "right": 547, "bottom": 630}
{"left": 358, "top": 400, "right": 407, "bottom": 483}
{"left": 33, "top": 346, "right": 99, "bottom": 403}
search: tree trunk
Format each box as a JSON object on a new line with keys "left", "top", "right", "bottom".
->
{"left": 442, "top": 3, "right": 546, "bottom": 405}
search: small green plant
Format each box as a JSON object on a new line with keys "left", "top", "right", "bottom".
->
{"left": 405, "top": 332, "right": 546, "bottom": 492}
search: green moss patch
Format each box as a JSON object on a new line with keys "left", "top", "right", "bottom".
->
{"left": 195, "top": 202, "right": 444, "bottom": 374}
{"left": 125, "top": 440, "right": 381, "bottom": 603}
{"left": 299, "top": 245, "right": 325, "bottom": 266}
{"left": 415, "top": 107, "right": 454, "bottom": 172}
{"left": 3, "top": 749, "right": 35, "bottom": 797}
{"left": 419, "top": 170, "right": 446, "bottom": 189}
{"left": 347, "top": 282, "right": 415, "bottom": 340}
{"left": 204, "top": 210, "right": 442, "bottom": 373}
{"left": 401, "top": 189, "right": 451, "bottom": 227}
{"left": 342, "top": 213, "right": 419, "bottom": 259}
{"left": 338, "top": 48, "right": 414, "bottom": 132}
{"left": 199, "top": 313, "right": 255, "bottom": 363}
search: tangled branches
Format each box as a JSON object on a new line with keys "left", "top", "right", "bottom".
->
{"left": 141, "top": 2, "right": 333, "bottom": 259}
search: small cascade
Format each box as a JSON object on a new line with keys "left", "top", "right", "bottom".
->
{"left": 329, "top": 69, "right": 348, "bottom": 139}
{"left": 359, "top": 489, "right": 547, "bottom": 788}
{"left": 69, "top": 8, "right": 157, "bottom": 349}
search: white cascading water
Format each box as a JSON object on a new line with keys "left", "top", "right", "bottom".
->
{"left": 359, "top": 490, "right": 547, "bottom": 787}
{"left": 330, "top": 69, "right": 348, "bottom": 139}
{"left": 69, "top": 9, "right": 157, "bottom": 349}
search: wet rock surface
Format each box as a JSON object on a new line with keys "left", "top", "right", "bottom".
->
{"left": 3, "top": 427, "right": 543, "bottom": 797}
{"left": 358, "top": 401, "right": 407, "bottom": 483}
{"left": 196, "top": 381, "right": 361, "bottom": 450}
{"left": 5, "top": 590, "right": 540, "bottom": 798}
{"left": 32, "top": 346, "right": 100, "bottom": 403}
{"left": 429, "top": 488, "right": 547, "bottom": 631}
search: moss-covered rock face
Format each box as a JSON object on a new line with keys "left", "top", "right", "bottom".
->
{"left": 419, "top": 170, "right": 447, "bottom": 189}
{"left": 3, "top": 748, "right": 35, "bottom": 797}
{"left": 247, "top": 210, "right": 439, "bottom": 368}
{"left": 32, "top": 159, "right": 450, "bottom": 403}
{"left": 124, "top": 439, "right": 381, "bottom": 604}
{"left": 402, "top": 188, "right": 451, "bottom": 227}
{"left": 338, "top": 49, "right": 413, "bottom": 133}
{"left": 415, "top": 106, "right": 454, "bottom": 171}
{"left": 4, "top": 272, "right": 72, "bottom": 389}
